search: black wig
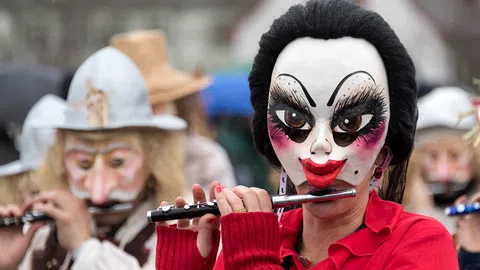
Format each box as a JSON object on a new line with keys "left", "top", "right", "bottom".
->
{"left": 249, "top": 0, "right": 417, "bottom": 203}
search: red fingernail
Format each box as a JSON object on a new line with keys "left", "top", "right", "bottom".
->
{"left": 208, "top": 218, "right": 216, "bottom": 224}
{"left": 215, "top": 186, "right": 223, "bottom": 193}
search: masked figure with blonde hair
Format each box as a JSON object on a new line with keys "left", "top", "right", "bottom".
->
{"left": 403, "top": 87, "right": 479, "bottom": 235}
{"left": 109, "top": 30, "right": 236, "bottom": 203}
{"left": 0, "top": 95, "right": 66, "bottom": 205}
{"left": 0, "top": 47, "right": 187, "bottom": 270}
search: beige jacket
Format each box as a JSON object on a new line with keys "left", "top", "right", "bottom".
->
{"left": 183, "top": 134, "right": 236, "bottom": 203}
{"left": 19, "top": 198, "right": 158, "bottom": 270}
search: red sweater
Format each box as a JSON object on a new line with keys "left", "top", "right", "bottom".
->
{"left": 156, "top": 191, "right": 459, "bottom": 269}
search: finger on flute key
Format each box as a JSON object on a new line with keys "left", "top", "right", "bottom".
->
{"left": 192, "top": 184, "right": 207, "bottom": 226}
{"left": 214, "top": 186, "right": 232, "bottom": 215}
{"left": 209, "top": 181, "right": 221, "bottom": 202}
{"left": 455, "top": 195, "right": 468, "bottom": 206}
{"left": 175, "top": 197, "right": 190, "bottom": 228}
{"left": 232, "top": 186, "right": 261, "bottom": 212}
{"left": 251, "top": 187, "right": 273, "bottom": 212}
{"left": 4, "top": 204, "right": 23, "bottom": 217}
{"left": 155, "top": 201, "right": 169, "bottom": 226}
{"left": 223, "top": 188, "right": 246, "bottom": 213}
{"left": 469, "top": 192, "right": 480, "bottom": 204}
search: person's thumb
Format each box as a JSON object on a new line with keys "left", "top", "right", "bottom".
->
{"left": 196, "top": 214, "right": 218, "bottom": 258}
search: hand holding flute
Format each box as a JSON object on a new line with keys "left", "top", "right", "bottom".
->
{"left": 156, "top": 182, "right": 278, "bottom": 258}
{"left": 155, "top": 182, "right": 223, "bottom": 258}
{"left": 0, "top": 204, "right": 46, "bottom": 269}
{"left": 149, "top": 187, "right": 357, "bottom": 222}
{"left": 0, "top": 189, "right": 92, "bottom": 269}
{"left": 454, "top": 192, "right": 480, "bottom": 253}
{"left": 155, "top": 182, "right": 357, "bottom": 259}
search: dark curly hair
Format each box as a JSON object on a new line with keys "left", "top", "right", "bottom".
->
{"left": 249, "top": 0, "right": 417, "bottom": 203}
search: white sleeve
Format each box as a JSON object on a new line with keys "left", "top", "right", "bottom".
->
{"left": 71, "top": 238, "right": 142, "bottom": 270}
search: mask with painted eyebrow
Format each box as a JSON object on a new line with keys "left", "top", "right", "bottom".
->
{"left": 331, "top": 85, "right": 388, "bottom": 147}
{"left": 267, "top": 78, "right": 316, "bottom": 143}
{"left": 266, "top": 37, "right": 391, "bottom": 188}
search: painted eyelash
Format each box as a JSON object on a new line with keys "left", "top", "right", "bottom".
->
{"left": 330, "top": 85, "right": 388, "bottom": 146}
{"left": 268, "top": 105, "right": 314, "bottom": 131}
{"left": 333, "top": 85, "right": 387, "bottom": 116}
{"left": 267, "top": 81, "right": 316, "bottom": 143}
{"left": 268, "top": 104, "right": 314, "bottom": 144}
{"left": 355, "top": 120, "right": 387, "bottom": 142}
{"left": 268, "top": 82, "right": 311, "bottom": 115}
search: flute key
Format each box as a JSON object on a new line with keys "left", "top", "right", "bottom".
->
{"left": 148, "top": 202, "right": 220, "bottom": 223}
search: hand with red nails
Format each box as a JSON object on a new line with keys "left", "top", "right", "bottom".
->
{"left": 214, "top": 185, "right": 273, "bottom": 215}
{"left": 455, "top": 192, "right": 480, "bottom": 252}
{"left": 156, "top": 181, "right": 221, "bottom": 258}
{"left": 0, "top": 204, "right": 46, "bottom": 270}
{"left": 23, "top": 189, "right": 92, "bottom": 251}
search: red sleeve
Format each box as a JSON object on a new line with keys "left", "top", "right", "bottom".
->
{"left": 219, "top": 212, "right": 284, "bottom": 269}
{"left": 155, "top": 225, "right": 221, "bottom": 270}
{"left": 384, "top": 219, "right": 459, "bottom": 269}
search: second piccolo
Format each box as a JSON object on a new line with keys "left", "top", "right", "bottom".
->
{"left": 147, "top": 188, "right": 356, "bottom": 223}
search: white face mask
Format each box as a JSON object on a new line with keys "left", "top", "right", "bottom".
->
{"left": 267, "top": 37, "right": 390, "bottom": 188}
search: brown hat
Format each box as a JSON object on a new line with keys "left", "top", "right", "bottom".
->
{"left": 109, "top": 29, "right": 212, "bottom": 105}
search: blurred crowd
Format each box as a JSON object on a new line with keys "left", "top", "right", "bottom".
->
{"left": 0, "top": 0, "right": 479, "bottom": 269}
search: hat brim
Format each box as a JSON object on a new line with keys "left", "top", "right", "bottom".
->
{"left": 0, "top": 160, "right": 30, "bottom": 177}
{"left": 148, "top": 74, "right": 213, "bottom": 105}
{"left": 31, "top": 114, "right": 187, "bottom": 131}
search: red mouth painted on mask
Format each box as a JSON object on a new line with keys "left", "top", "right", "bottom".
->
{"left": 299, "top": 158, "right": 347, "bottom": 188}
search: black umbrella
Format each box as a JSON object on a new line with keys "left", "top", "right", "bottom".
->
{"left": 0, "top": 63, "right": 67, "bottom": 165}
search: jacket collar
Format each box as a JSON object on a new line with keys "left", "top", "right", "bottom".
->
{"left": 279, "top": 190, "right": 403, "bottom": 260}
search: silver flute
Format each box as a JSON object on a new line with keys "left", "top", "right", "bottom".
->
{"left": 0, "top": 203, "right": 134, "bottom": 228}
{"left": 147, "top": 188, "right": 357, "bottom": 222}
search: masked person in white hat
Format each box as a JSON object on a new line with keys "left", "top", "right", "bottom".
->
{"left": 0, "top": 94, "right": 67, "bottom": 205}
{"left": 109, "top": 30, "right": 236, "bottom": 203}
{"left": 0, "top": 47, "right": 187, "bottom": 270}
{"left": 403, "top": 86, "right": 479, "bottom": 235}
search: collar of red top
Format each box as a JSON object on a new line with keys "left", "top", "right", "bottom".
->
{"left": 279, "top": 190, "right": 403, "bottom": 259}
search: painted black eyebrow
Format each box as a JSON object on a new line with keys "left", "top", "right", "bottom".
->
{"left": 268, "top": 81, "right": 311, "bottom": 116}
{"left": 277, "top": 73, "right": 316, "bottom": 107}
{"left": 327, "top": 70, "right": 376, "bottom": 107}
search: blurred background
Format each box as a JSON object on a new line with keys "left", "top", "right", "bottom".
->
{"left": 0, "top": 0, "right": 479, "bottom": 195}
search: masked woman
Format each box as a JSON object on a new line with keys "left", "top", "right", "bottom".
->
{"left": 154, "top": 0, "right": 458, "bottom": 269}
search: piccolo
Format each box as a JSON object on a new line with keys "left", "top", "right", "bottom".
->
{"left": 0, "top": 203, "right": 134, "bottom": 228}
{"left": 147, "top": 188, "right": 357, "bottom": 223}
{"left": 445, "top": 202, "right": 480, "bottom": 216}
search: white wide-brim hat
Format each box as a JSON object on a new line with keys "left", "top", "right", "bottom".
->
{"left": 416, "top": 86, "right": 476, "bottom": 131}
{"left": 33, "top": 47, "right": 187, "bottom": 131}
{"left": 0, "top": 160, "right": 30, "bottom": 176}
{"left": 35, "top": 114, "right": 186, "bottom": 131}
{"left": 0, "top": 94, "right": 66, "bottom": 176}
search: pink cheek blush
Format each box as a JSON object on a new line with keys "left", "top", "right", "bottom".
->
{"left": 267, "top": 121, "right": 290, "bottom": 149}
{"left": 64, "top": 162, "right": 86, "bottom": 184}
{"left": 355, "top": 121, "right": 387, "bottom": 150}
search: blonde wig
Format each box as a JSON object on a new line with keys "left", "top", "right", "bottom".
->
{"left": 403, "top": 138, "right": 480, "bottom": 212}
{"left": 37, "top": 128, "right": 186, "bottom": 204}
{"left": 0, "top": 170, "right": 40, "bottom": 205}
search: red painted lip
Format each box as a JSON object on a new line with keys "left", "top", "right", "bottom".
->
{"left": 300, "top": 158, "right": 347, "bottom": 188}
